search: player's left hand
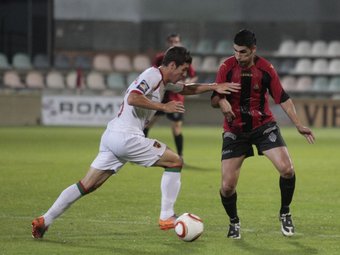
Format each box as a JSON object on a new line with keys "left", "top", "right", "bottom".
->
{"left": 297, "top": 125, "right": 315, "bottom": 144}
{"left": 214, "top": 82, "right": 240, "bottom": 94}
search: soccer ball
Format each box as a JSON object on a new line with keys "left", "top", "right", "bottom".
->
{"left": 174, "top": 213, "right": 204, "bottom": 242}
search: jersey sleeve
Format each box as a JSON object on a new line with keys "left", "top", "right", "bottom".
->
{"left": 130, "top": 68, "right": 162, "bottom": 96}
{"left": 267, "top": 64, "right": 290, "bottom": 104}
{"left": 211, "top": 63, "right": 228, "bottom": 99}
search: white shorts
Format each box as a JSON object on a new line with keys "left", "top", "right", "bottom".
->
{"left": 91, "top": 129, "right": 167, "bottom": 172}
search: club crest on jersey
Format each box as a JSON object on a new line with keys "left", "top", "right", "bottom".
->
{"left": 153, "top": 141, "right": 162, "bottom": 148}
{"left": 253, "top": 84, "right": 260, "bottom": 91}
{"left": 137, "top": 80, "right": 150, "bottom": 93}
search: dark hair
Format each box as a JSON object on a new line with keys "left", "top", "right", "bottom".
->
{"left": 167, "top": 33, "right": 180, "bottom": 41}
{"left": 234, "top": 29, "right": 256, "bottom": 48}
{"left": 162, "top": 46, "right": 192, "bottom": 67}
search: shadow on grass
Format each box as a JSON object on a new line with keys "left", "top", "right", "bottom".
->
{"left": 232, "top": 238, "right": 318, "bottom": 255}
{"left": 40, "top": 233, "right": 205, "bottom": 255}
{"left": 183, "top": 163, "right": 208, "bottom": 171}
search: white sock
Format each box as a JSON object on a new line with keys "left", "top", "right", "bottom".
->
{"left": 160, "top": 172, "right": 181, "bottom": 220}
{"left": 43, "top": 184, "right": 82, "bottom": 226}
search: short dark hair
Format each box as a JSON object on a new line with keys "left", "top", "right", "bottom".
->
{"left": 167, "top": 33, "right": 180, "bottom": 41}
{"left": 162, "top": 46, "right": 192, "bottom": 67}
{"left": 234, "top": 29, "right": 256, "bottom": 48}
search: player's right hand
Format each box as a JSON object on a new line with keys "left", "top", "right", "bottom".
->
{"left": 163, "top": 101, "right": 185, "bottom": 113}
{"left": 215, "top": 82, "right": 241, "bottom": 94}
{"left": 297, "top": 125, "right": 315, "bottom": 144}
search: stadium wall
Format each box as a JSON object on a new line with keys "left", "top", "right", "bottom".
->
{"left": 1, "top": 93, "right": 340, "bottom": 127}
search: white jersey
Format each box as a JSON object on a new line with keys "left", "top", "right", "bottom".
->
{"left": 107, "top": 67, "right": 183, "bottom": 135}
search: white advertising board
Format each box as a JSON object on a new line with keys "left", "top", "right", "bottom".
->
{"left": 42, "top": 95, "right": 123, "bottom": 126}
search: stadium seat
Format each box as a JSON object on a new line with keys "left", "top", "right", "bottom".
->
{"left": 276, "top": 40, "right": 296, "bottom": 56}
{"left": 195, "top": 39, "right": 214, "bottom": 54}
{"left": 203, "top": 73, "right": 217, "bottom": 84}
{"left": 0, "top": 53, "right": 11, "bottom": 70}
{"left": 107, "top": 72, "right": 126, "bottom": 90}
{"left": 12, "top": 53, "right": 32, "bottom": 70}
{"left": 93, "top": 54, "right": 112, "bottom": 72}
{"left": 278, "top": 59, "right": 295, "bottom": 74}
{"left": 215, "top": 40, "right": 233, "bottom": 54}
{"left": 327, "top": 41, "right": 340, "bottom": 56}
{"left": 74, "top": 55, "right": 92, "bottom": 70}
{"left": 293, "top": 58, "right": 313, "bottom": 74}
{"left": 311, "top": 40, "right": 328, "bottom": 56}
{"left": 54, "top": 54, "right": 71, "bottom": 69}
{"left": 312, "top": 59, "right": 329, "bottom": 74}
{"left": 126, "top": 72, "right": 139, "bottom": 85}
{"left": 46, "top": 71, "right": 65, "bottom": 89}
{"left": 86, "top": 71, "right": 106, "bottom": 90}
{"left": 66, "top": 71, "right": 84, "bottom": 89}
{"left": 112, "top": 54, "right": 132, "bottom": 72}
{"left": 3, "top": 70, "right": 25, "bottom": 88}
{"left": 267, "top": 58, "right": 281, "bottom": 69}
{"left": 200, "top": 56, "right": 218, "bottom": 73}
{"left": 33, "top": 54, "right": 50, "bottom": 69}
{"left": 181, "top": 38, "right": 195, "bottom": 50}
{"left": 219, "top": 57, "right": 228, "bottom": 66}
{"left": 132, "top": 54, "right": 151, "bottom": 72}
{"left": 328, "top": 59, "right": 340, "bottom": 74}
{"left": 329, "top": 77, "right": 340, "bottom": 91}
{"left": 294, "top": 40, "right": 312, "bottom": 56}
{"left": 281, "top": 75, "right": 297, "bottom": 91}
{"left": 25, "top": 71, "right": 45, "bottom": 89}
{"left": 191, "top": 56, "right": 202, "bottom": 72}
{"left": 296, "top": 76, "right": 313, "bottom": 91}
{"left": 312, "top": 76, "right": 329, "bottom": 91}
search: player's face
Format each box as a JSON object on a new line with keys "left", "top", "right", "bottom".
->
{"left": 234, "top": 44, "right": 256, "bottom": 68}
{"left": 168, "top": 36, "right": 181, "bottom": 47}
{"left": 169, "top": 62, "right": 189, "bottom": 83}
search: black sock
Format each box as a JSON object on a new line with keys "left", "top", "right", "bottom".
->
{"left": 280, "top": 174, "right": 296, "bottom": 215}
{"left": 174, "top": 134, "right": 183, "bottom": 156}
{"left": 143, "top": 128, "right": 149, "bottom": 137}
{"left": 220, "top": 191, "right": 239, "bottom": 223}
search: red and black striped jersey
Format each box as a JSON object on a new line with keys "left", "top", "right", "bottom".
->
{"left": 213, "top": 56, "right": 290, "bottom": 133}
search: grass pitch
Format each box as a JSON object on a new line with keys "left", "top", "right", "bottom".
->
{"left": 0, "top": 126, "right": 339, "bottom": 255}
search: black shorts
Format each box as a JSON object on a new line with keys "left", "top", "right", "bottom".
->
{"left": 166, "top": 112, "right": 183, "bottom": 122}
{"left": 154, "top": 111, "right": 184, "bottom": 122}
{"left": 221, "top": 122, "right": 286, "bottom": 160}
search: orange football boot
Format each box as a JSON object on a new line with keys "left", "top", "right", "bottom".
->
{"left": 32, "top": 216, "right": 48, "bottom": 239}
{"left": 159, "top": 215, "right": 177, "bottom": 230}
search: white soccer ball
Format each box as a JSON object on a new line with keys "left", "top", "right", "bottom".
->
{"left": 174, "top": 213, "right": 204, "bottom": 242}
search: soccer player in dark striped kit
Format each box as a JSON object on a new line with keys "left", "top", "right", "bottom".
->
{"left": 211, "top": 29, "right": 315, "bottom": 239}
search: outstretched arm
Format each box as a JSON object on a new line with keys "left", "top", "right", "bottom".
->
{"left": 280, "top": 98, "right": 315, "bottom": 144}
{"left": 127, "top": 92, "right": 185, "bottom": 113}
{"left": 180, "top": 82, "right": 240, "bottom": 95}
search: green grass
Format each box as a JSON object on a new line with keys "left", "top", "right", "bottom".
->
{"left": 0, "top": 126, "right": 339, "bottom": 255}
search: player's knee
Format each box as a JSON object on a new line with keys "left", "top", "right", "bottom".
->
{"left": 76, "top": 181, "right": 97, "bottom": 196}
{"left": 221, "top": 182, "right": 236, "bottom": 197}
{"left": 171, "top": 154, "right": 183, "bottom": 167}
{"left": 280, "top": 163, "right": 294, "bottom": 178}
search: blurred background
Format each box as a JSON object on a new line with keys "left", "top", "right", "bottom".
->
{"left": 0, "top": 0, "right": 340, "bottom": 127}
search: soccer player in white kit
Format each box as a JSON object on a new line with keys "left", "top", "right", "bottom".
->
{"left": 32, "top": 46, "right": 240, "bottom": 238}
